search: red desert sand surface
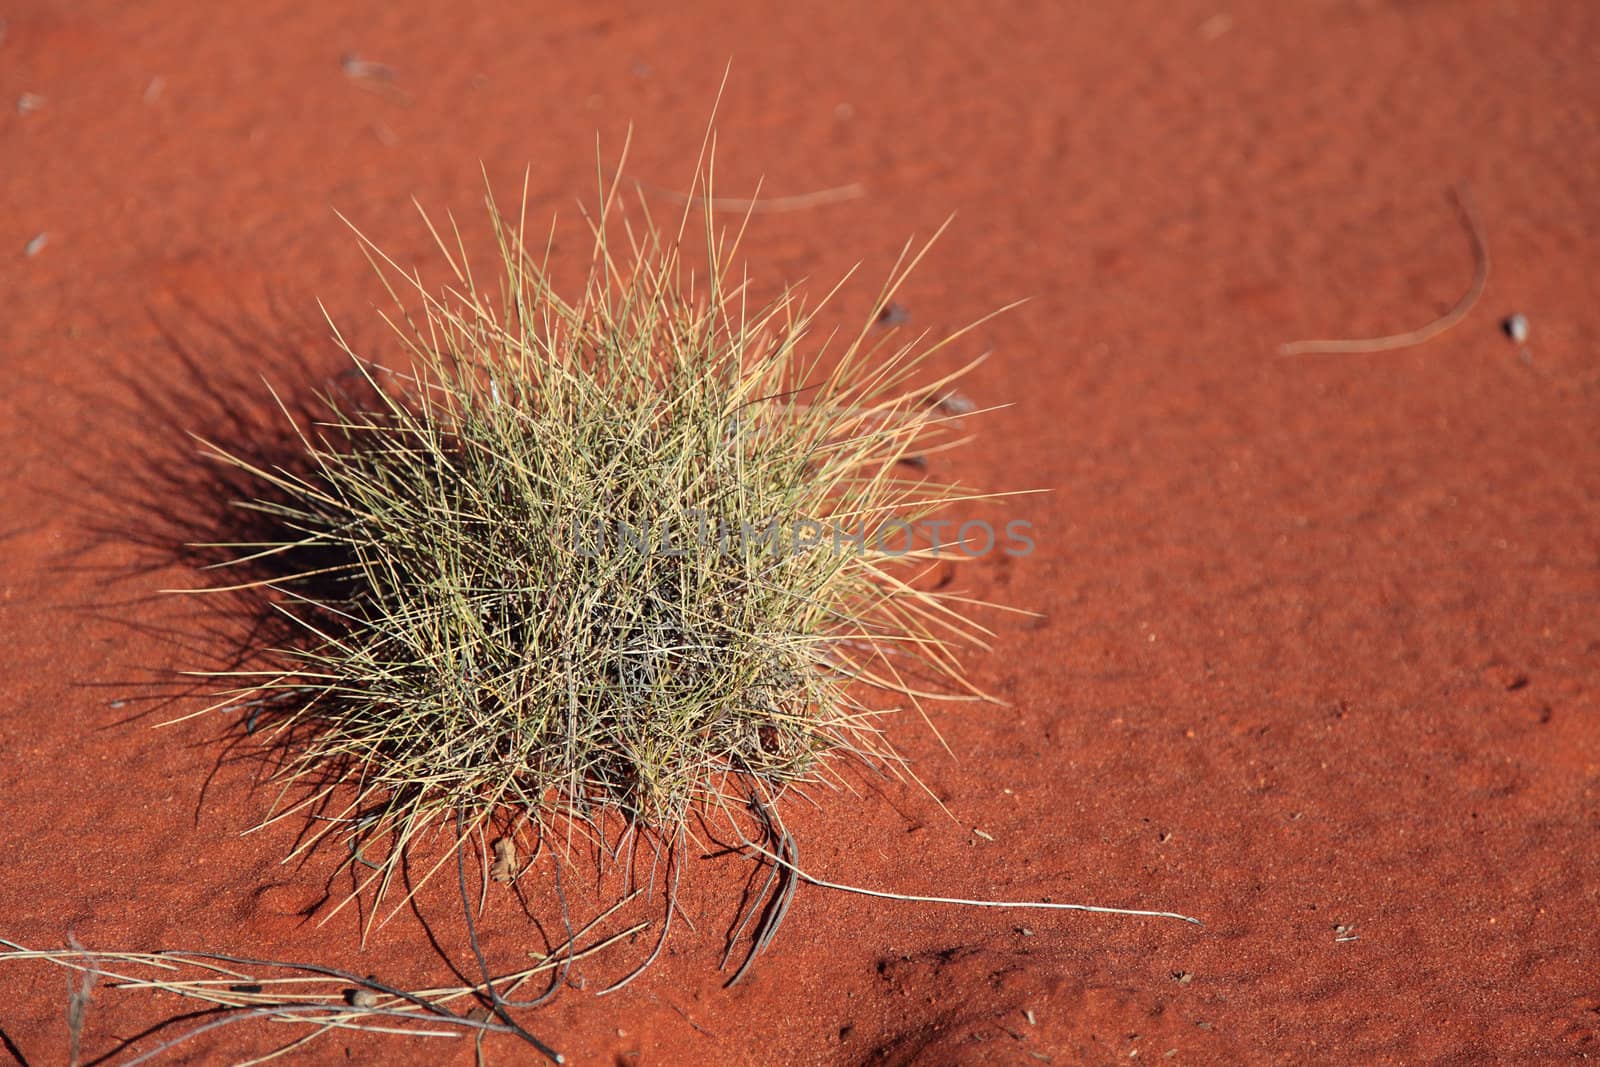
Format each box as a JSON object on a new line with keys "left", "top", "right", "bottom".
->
{"left": 2, "top": 2, "right": 1598, "bottom": 1064}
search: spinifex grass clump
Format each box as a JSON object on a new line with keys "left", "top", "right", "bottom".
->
{"left": 191, "top": 163, "right": 1005, "bottom": 922}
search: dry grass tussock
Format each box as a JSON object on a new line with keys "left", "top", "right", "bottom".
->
{"left": 175, "top": 135, "right": 1016, "bottom": 941}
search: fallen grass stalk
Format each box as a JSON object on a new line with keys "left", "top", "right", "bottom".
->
{"left": 0, "top": 906, "right": 645, "bottom": 1065}
{"left": 1280, "top": 183, "right": 1488, "bottom": 356}
{"left": 732, "top": 836, "right": 1203, "bottom": 925}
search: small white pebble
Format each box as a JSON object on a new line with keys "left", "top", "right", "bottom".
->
{"left": 23, "top": 233, "right": 48, "bottom": 257}
{"left": 346, "top": 988, "right": 379, "bottom": 1008}
{"left": 1501, "top": 313, "right": 1529, "bottom": 344}
{"left": 1024, "top": 1008, "right": 1036, "bottom": 1026}
{"left": 17, "top": 92, "right": 46, "bottom": 115}
{"left": 973, "top": 828, "right": 993, "bottom": 841}
{"left": 340, "top": 52, "right": 395, "bottom": 82}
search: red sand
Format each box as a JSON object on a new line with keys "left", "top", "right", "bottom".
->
{"left": 3, "top": 1, "right": 1598, "bottom": 1063}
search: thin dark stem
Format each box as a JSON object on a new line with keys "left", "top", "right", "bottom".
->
{"left": 454, "top": 807, "right": 564, "bottom": 1064}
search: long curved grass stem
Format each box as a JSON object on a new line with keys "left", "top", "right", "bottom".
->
{"left": 1280, "top": 183, "right": 1488, "bottom": 356}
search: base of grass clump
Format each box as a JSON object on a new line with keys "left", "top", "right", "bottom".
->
{"left": 181, "top": 143, "right": 1013, "bottom": 953}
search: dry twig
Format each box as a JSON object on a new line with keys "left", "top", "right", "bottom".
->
{"left": 1280, "top": 184, "right": 1488, "bottom": 356}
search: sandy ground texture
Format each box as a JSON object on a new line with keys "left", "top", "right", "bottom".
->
{"left": 2, "top": 1, "right": 1598, "bottom": 1064}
